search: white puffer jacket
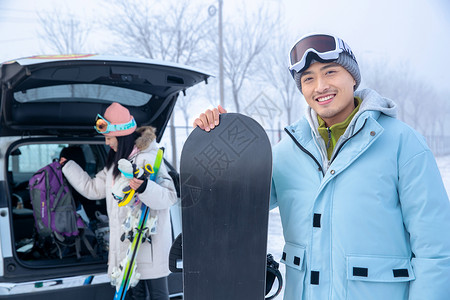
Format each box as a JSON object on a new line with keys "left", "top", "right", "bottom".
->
{"left": 62, "top": 127, "right": 178, "bottom": 279}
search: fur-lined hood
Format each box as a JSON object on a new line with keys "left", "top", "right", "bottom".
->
{"left": 135, "top": 126, "right": 157, "bottom": 150}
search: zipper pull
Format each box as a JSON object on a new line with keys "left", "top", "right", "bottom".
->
{"left": 327, "top": 127, "right": 332, "bottom": 149}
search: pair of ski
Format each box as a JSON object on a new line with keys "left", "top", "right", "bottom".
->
{"left": 113, "top": 148, "right": 164, "bottom": 300}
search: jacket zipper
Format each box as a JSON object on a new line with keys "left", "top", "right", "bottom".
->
{"left": 285, "top": 118, "right": 368, "bottom": 172}
{"left": 284, "top": 128, "right": 325, "bottom": 176}
{"left": 326, "top": 127, "right": 332, "bottom": 150}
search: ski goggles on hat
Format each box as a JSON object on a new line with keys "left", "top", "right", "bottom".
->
{"left": 288, "top": 34, "right": 356, "bottom": 77}
{"left": 94, "top": 114, "right": 136, "bottom": 134}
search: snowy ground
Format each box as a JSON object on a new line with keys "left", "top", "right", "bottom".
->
{"left": 436, "top": 155, "right": 450, "bottom": 193}
{"left": 267, "top": 208, "right": 285, "bottom": 298}
{"left": 266, "top": 155, "right": 450, "bottom": 299}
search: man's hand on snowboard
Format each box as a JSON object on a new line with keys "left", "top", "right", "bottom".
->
{"left": 193, "top": 105, "right": 227, "bottom": 132}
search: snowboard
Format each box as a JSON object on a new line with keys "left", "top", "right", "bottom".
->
{"left": 180, "top": 113, "right": 272, "bottom": 300}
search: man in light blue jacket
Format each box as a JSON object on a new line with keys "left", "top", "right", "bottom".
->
{"left": 193, "top": 33, "right": 450, "bottom": 300}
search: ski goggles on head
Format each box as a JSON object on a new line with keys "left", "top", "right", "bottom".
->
{"left": 288, "top": 34, "right": 356, "bottom": 77}
{"left": 94, "top": 114, "right": 136, "bottom": 134}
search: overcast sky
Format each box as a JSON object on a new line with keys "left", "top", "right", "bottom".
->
{"left": 0, "top": 0, "right": 449, "bottom": 90}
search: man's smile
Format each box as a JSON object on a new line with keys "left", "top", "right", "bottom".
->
{"left": 315, "top": 94, "right": 335, "bottom": 104}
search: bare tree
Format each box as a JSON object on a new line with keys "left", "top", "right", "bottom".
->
{"left": 362, "top": 61, "right": 427, "bottom": 129}
{"left": 37, "top": 7, "right": 91, "bottom": 54}
{"left": 105, "top": 0, "right": 215, "bottom": 169}
{"left": 258, "top": 30, "right": 304, "bottom": 125}
{"left": 361, "top": 59, "right": 450, "bottom": 154}
{"left": 207, "top": 5, "right": 280, "bottom": 113}
{"left": 106, "top": 0, "right": 213, "bottom": 64}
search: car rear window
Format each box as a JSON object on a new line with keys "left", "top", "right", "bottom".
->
{"left": 14, "top": 83, "right": 152, "bottom": 106}
{"left": 8, "top": 144, "right": 67, "bottom": 173}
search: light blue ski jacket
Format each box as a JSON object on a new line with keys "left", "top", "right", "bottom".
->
{"left": 271, "top": 88, "right": 450, "bottom": 300}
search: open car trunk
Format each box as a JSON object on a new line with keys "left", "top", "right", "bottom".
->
{"left": 0, "top": 55, "right": 209, "bottom": 299}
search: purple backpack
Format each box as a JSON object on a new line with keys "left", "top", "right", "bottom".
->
{"left": 29, "top": 161, "right": 83, "bottom": 238}
{"left": 29, "top": 161, "right": 95, "bottom": 258}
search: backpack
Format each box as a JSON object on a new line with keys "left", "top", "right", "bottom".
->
{"left": 29, "top": 161, "right": 97, "bottom": 259}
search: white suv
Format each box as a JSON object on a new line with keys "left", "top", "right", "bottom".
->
{"left": 0, "top": 54, "right": 210, "bottom": 299}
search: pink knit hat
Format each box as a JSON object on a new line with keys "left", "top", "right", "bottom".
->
{"left": 100, "top": 102, "right": 137, "bottom": 137}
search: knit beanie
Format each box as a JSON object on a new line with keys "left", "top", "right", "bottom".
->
{"left": 102, "top": 102, "right": 137, "bottom": 137}
{"left": 294, "top": 51, "right": 361, "bottom": 93}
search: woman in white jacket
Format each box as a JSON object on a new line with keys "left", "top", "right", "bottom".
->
{"left": 61, "top": 102, "right": 178, "bottom": 300}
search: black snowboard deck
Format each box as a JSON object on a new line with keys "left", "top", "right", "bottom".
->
{"left": 180, "top": 113, "right": 272, "bottom": 300}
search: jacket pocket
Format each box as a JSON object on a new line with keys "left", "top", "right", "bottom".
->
{"left": 346, "top": 255, "right": 415, "bottom": 300}
{"left": 136, "top": 241, "right": 154, "bottom": 264}
{"left": 280, "top": 242, "right": 306, "bottom": 300}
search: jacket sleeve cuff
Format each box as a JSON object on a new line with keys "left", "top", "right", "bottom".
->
{"left": 135, "top": 178, "right": 148, "bottom": 194}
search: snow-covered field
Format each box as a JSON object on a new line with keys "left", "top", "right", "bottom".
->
{"left": 266, "top": 155, "right": 450, "bottom": 299}
{"left": 436, "top": 156, "right": 450, "bottom": 193}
